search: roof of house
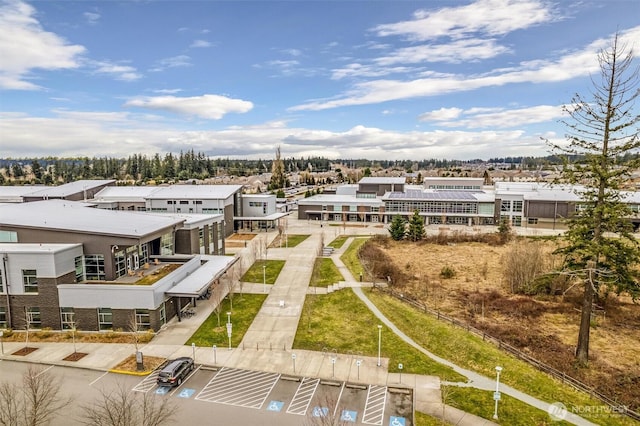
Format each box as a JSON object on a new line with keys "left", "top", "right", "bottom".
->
{"left": 146, "top": 184, "right": 242, "bottom": 200}
{"left": 0, "top": 200, "right": 184, "bottom": 237}
{"left": 24, "top": 180, "right": 115, "bottom": 198}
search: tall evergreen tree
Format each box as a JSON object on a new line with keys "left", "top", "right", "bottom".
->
{"left": 406, "top": 210, "right": 425, "bottom": 242}
{"left": 389, "top": 215, "right": 406, "bottom": 241}
{"left": 549, "top": 34, "right": 640, "bottom": 364}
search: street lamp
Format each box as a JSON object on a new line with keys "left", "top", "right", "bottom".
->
{"left": 377, "top": 325, "right": 382, "bottom": 367}
{"left": 226, "top": 312, "right": 232, "bottom": 350}
{"left": 263, "top": 264, "right": 266, "bottom": 293}
{"left": 331, "top": 357, "right": 336, "bottom": 378}
{"left": 292, "top": 353, "right": 297, "bottom": 374}
{"left": 493, "top": 366, "right": 503, "bottom": 420}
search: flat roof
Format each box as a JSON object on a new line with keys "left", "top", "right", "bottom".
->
{"left": 147, "top": 184, "right": 242, "bottom": 200}
{"left": 298, "top": 194, "right": 383, "bottom": 206}
{"left": 0, "top": 243, "right": 82, "bottom": 254}
{"left": 384, "top": 189, "right": 480, "bottom": 201}
{"left": 166, "top": 255, "right": 238, "bottom": 297}
{"left": 93, "top": 186, "right": 161, "bottom": 201}
{"left": 25, "top": 180, "right": 115, "bottom": 198}
{"left": 234, "top": 212, "right": 289, "bottom": 221}
{"left": 358, "top": 177, "right": 406, "bottom": 184}
{"left": 0, "top": 200, "right": 184, "bottom": 237}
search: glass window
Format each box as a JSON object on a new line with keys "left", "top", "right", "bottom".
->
{"left": 159, "top": 304, "right": 166, "bottom": 326}
{"left": 0, "top": 307, "right": 6, "bottom": 328}
{"left": 528, "top": 218, "right": 538, "bottom": 225}
{"left": 26, "top": 307, "right": 41, "bottom": 329}
{"left": 98, "top": 308, "right": 113, "bottom": 331}
{"left": 333, "top": 214, "right": 342, "bottom": 221}
{"left": 115, "top": 250, "right": 126, "bottom": 278}
{"left": 0, "top": 268, "right": 4, "bottom": 293}
{"left": 60, "top": 307, "right": 75, "bottom": 330}
{"left": 135, "top": 309, "right": 151, "bottom": 331}
{"left": 75, "top": 256, "right": 84, "bottom": 281}
{"left": 500, "top": 200, "right": 511, "bottom": 212}
{"left": 85, "top": 255, "right": 106, "bottom": 281}
{"left": 22, "top": 269, "right": 38, "bottom": 293}
{"left": 160, "top": 233, "right": 173, "bottom": 255}
{"left": 513, "top": 200, "right": 523, "bottom": 212}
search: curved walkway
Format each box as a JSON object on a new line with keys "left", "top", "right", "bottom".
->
{"left": 331, "top": 236, "right": 596, "bottom": 426}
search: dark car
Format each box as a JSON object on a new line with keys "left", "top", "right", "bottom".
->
{"left": 157, "top": 357, "right": 194, "bottom": 387}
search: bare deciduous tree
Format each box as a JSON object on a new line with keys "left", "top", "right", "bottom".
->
{"left": 303, "top": 391, "right": 349, "bottom": 426}
{"left": 81, "top": 382, "right": 178, "bottom": 426}
{"left": 0, "top": 366, "right": 71, "bottom": 426}
{"left": 502, "top": 241, "right": 549, "bottom": 294}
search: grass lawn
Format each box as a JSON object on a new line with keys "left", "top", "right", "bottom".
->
{"left": 294, "top": 289, "right": 464, "bottom": 382}
{"left": 339, "top": 237, "right": 368, "bottom": 279}
{"left": 309, "top": 258, "right": 344, "bottom": 287}
{"left": 415, "top": 411, "right": 450, "bottom": 426}
{"left": 270, "top": 234, "right": 310, "bottom": 248}
{"left": 328, "top": 235, "right": 350, "bottom": 249}
{"left": 186, "top": 294, "right": 267, "bottom": 347}
{"left": 366, "top": 290, "right": 635, "bottom": 426}
{"left": 444, "top": 386, "right": 572, "bottom": 426}
{"left": 241, "top": 259, "right": 286, "bottom": 284}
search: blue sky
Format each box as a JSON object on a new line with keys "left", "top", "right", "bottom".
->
{"left": 1, "top": 0, "right": 639, "bottom": 161}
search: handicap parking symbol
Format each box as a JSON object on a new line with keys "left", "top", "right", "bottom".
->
{"left": 267, "top": 401, "right": 284, "bottom": 412}
{"left": 312, "top": 407, "right": 329, "bottom": 417}
{"left": 178, "top": 388, "right": 195, "bottom": 398}
{"left": 155, "top": 387, "right": 170, "bottom": 395}
{"left": 340, "top": 410, "right": 357, "bottom": 422}
{"left": 389, "top": 416, "right": 406, "bottom": 426}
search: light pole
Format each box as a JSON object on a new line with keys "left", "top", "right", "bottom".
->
{"left": 292, "top": 353, "right": 296, "bottom": 374}
{"left": 192, "top": 342, "right": 196, "bottom": 363}
{"left": 356, "top": 360, "right": 361, "bottom": 380}
{"left": 263, "top": 264, "right": 266, "bottom": 293}
{"left": 226, "top": 312, "right": 232, "bottom": 350}
{"left": 331, "top": 357, "right": 336, "bottom": 378}
{"left": 212, "top": 345, "right": 217, "bottom": 364}
{"left": 493, "top": 366, "right": 503, "bottom": 420}
{"left": 377, "top": 325, "right": 382, "bottom": 367}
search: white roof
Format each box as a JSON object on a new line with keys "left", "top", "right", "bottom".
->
{"left": 0, "top": 200, "right": 184, "bottom": 237}
{"left": 359, "top": 177, "right": 406, "bottom": 184}
{"left": 93, "top": 186, "right": 161, "bottom": 201}
{"left": 147, "top": 184, "right": 242, "bottom": 200}
{"left": 0, "top": 186, "right": 48, "bottom": 200}
{"left": 299, "top": 194, "right": 383, "bottom": 206}
{"left": 166, "top": 255, "right": 238, "bottom": 297}
{"left": 25, "top": 180, "right": 115, "bottom": 198}
{"left": 0, "top": 243, "right": 82, "bottom": 254}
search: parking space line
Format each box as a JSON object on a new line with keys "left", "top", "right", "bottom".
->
{"left": 195, "top": 367, "right": 280, "bottom": 409}
{"left": 132, "top": 370, "right": 160, "bottom": 393}
{"left": 286, "top": 377, "right": 319, "bottom": 415}
{"left": 89, "top": 371, "right": 109, "bottom": 386}
{"left": 333, "top": 382, "right": 346, "bottom": 417}
{"left": 169, "top": 365, "right": 201, "bottom": 396}
{"left": 362, "top": 385, "right": 386, "bottom": 425}
{"left": 35, "top": 365, "right": 54, "bottom": 377}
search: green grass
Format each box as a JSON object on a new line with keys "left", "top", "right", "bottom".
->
{"left": 415, "top": 411, "right": 450, "bottom": 426}
{"left": 240, "top": 259, "right": 285, "bottom": 284}
{"left": 339, "top": 237, "right": 368, "bottom": 279}
{"left": 294, "top": 289, "right": 465, "bottom": 382}
{"left": 186, "top": 294, "right": 267, "bottom": 347}
{"left": 328, "top": 235, "right": 350, "bottom": 249}
{"left": 272, "top": 234, "right": 310, "bottom": 248}
{"left": 444, "top": 386, "right": 571, "bottom": 426}
{"left": 365, "top": 289, "right": 636, "bottom": 426}
{"left": 309, "top": 258, "right": 344, "bottom": 287}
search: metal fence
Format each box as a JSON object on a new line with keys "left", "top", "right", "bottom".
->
{"left": 373, "top": 284, "right": 640, "bottom": 422}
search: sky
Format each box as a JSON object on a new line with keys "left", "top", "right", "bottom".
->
{"left": 1, "top": 0, "right": 639, "bottom": 161}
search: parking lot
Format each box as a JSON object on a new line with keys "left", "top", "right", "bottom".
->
{"left": 130, "top": 364, "right": 414, "bottom": 425}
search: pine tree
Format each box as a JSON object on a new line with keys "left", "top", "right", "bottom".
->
{"left": 406, "top": 210, "right": 425, "bottom": 242}
{"left": 549, "top": 34, "right": 640, "bottom": 364}
{"left": 389, "top": 215, "right": 406, "bottom": 241}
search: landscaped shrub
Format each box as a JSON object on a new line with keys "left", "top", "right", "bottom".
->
{"left": 440, "top": 265, "right": 456, "bottom": 279}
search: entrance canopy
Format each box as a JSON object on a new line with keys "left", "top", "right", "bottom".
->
{"left": 165, "top": 255, "right": 238, "bottom": 297}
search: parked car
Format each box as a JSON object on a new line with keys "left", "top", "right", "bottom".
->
{"left": 157, "top": 357, "right": 194, "bottom": 387}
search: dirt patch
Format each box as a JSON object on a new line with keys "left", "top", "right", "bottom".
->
{"left": 0, "top": 330, "right": 155, "bottom": 344}
{"left": 63, "top": 352, "right": 88, "bottom": 361}
{"left": 12, "top": 347, "right": 38, "bottom": 356}
{"left": 362, "top": 236, "right": 640, "bottom": 411}
{"left": 227, "top": 233, "right": 257, "bottom": 241}
{"left": 112, "top": 355, "right": 167, "bottom": 373}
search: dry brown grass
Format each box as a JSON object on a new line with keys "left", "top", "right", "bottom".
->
{"left": 365, "top": 236, "right": 640, "bottom": 410}
{"left": 112, "top": 355, "right": 166, "bottom": 373}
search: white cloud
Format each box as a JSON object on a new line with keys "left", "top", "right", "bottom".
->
{"left": 190, "top": 39, "right": 212, "bottom": 48}
{"left": 83, "top": 11, "right": 100, "bottom": 25}
{"left": 124, "top": 94, "right": 254, "bottom": 120}
{"left": 374, "top": 0, "right": 555, "bottom": 41}
{"left": 331, "top": 63, "right": 417, "bottom": 80}
{"left": 92, "top": 60, "right": 141, "bottom": 81}
{"left": 150, "top": 55, "right": 192, "bottom": 72}
{"left": 153, "top": 88, "right": 183, "bottom": 94}
{"left": 420, "top": 105, "right": 563, "bottom": 128}
{"left": 0, "top": 111, "right": 551, "bottom": 160}
{"left": 292, "top": 27, "right": 640, "bottom": 111}
{"left": 375, "top": 38, "right": 510, "bottom": 65}
{"left": 0, "top": 0, "right": 85, "bottom": 90}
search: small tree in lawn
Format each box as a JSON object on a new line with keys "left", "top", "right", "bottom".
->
{"left": 547, "top": 33, "right": 640, "bottom": 364}
{"left": 388, "top": 215, "right": 406, "bottom": 241}
{"left": 406, "top": 210, "right": 425, "bottom": 242}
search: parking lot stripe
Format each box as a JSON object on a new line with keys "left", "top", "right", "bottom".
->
{"left": 195, "top": 367, "right": 280, "bottom": 409}
{"left": 89, "top": 371, "right": 109, "bottom": 387}
{"left": 286, "top": 377, "right": 320, "bottom": 415}
{"left": 362, "top": 385, "right": 387, "bottom": 425}
{"left": 132, "top": 371, "right": 160, "bottom": 393}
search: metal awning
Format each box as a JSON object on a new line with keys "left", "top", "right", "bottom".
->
{"left": 165, "top": 255, "right": 238, "bottom": 297}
